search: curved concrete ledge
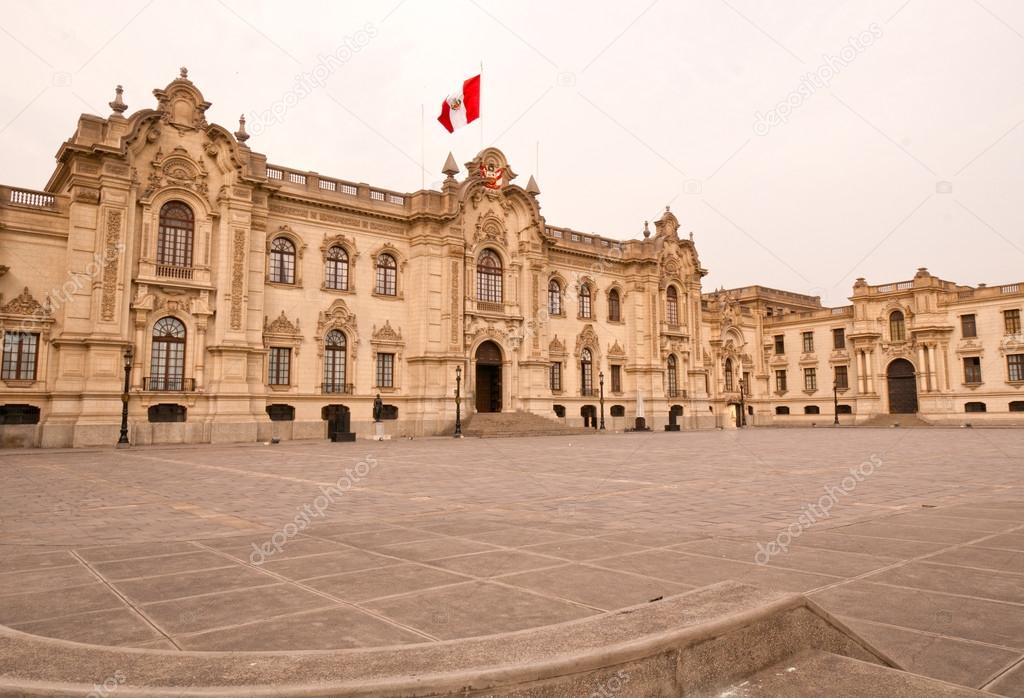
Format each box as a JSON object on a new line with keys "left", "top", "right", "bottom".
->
{"left": 0, "top": 582, "right": 897, "bottom": 697}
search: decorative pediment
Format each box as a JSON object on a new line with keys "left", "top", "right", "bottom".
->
{"left": 474, "top": 212, "right": 508, "bottom": 248}
{"left": 153, "top": 68, "right": 212, "bottom": 131}
{"left": 317, "top": 299, "right": 359, "bottom": 357}
{"left": 575, "top": 324, "right": 600, "bottom": 357}
{"left": 321, "top": 233, "right": 357, "bottom": 256}
{"left": 264, "top": 311, "right": 300, "bottom": 336}
{"left": 144, "top": 146, "right": 209, "bottom": 197}
{"left": 372, "top": 320, "right": 403, "bottom": 344}
{"left": 0, "top": 287, "right": 48, "bottom": 317}
{"left": 608, "top": 340, "right": 626, "bottom": 357}
{"left": 549, "top": 335, "right": 566, "bottom": 355}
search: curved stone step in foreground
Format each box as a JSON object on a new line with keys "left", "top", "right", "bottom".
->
{"left": 0, "top": 580, "right": 986, "bottom": 697}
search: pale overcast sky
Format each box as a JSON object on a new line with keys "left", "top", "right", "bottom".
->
{"left": 1, "top": 0, "right": 1022, "bottom": 305}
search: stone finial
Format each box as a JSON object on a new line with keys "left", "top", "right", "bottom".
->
{"left": 525, "top": 175, "right": 540, "bottom": 196}
{"left": 235, "top": 114, "right": 250, "bottom": 143}
{"left": 442, "top": 152, "right": 459, "bottom": 178}
{"left": 108, "top": 85, "right": 127, "bottom": 115}
{"left": 642, "top": 221, "right": 651, "bottom": 238}
{"left": 179, "top": 66, "right": 189, "bottom": 79}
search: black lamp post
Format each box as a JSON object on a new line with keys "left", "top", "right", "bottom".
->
{"left": 599, "top": 371, "right": 606, "bottom": 430}
{"left": 454, "top": 365, "right": 463, "bottom": 437}
{"left": 833, "top": 380, "right": 840, "bottom": 426}
{"left": 117, "top": 346, "right": 133, "bottom": 447}
{"left": 739, "top": 377, "right": 747, "bottom": 427}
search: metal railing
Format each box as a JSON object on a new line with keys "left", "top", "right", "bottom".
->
{"left": 143, "top": 377, "right": 196, "bottom": 391}
{"left": 321, "top": 382, "right": 355, "bottom": 394}
{"left": 156, "top": 264, "right": 194, "bottom": 280}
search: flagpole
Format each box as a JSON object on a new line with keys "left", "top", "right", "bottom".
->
{"left": 479, "top": 60, "right": 484, "bottom": 150}
{"left": 420, "top": 103, "right": 425, "bottom": 190}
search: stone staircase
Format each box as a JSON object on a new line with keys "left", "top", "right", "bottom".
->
{"left": 859, "top": 413, "right": 933, "bottom": 428}
{"left": 462, "top": 410, "right": 598, "bottom": 438}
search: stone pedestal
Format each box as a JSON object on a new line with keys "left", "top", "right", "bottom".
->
{"left": 372, "top": 421, "right": 391, "bottom": 441}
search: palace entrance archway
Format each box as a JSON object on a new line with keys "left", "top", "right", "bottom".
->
{"left": 887, "top": 359, "right": 918, "bottom": 414}
{"left": 474, "top": 341, "right": 503, "bottom": 413}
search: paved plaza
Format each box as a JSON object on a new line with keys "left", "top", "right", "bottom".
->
{"left": 1, "top": 428, "right": 1023, "bottom": 694}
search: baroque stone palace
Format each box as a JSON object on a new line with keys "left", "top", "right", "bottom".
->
{"left": 1, "top": 72, "right": 1022, "bottom": 447}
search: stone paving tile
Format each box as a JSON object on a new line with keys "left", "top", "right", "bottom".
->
{"left": 988, "top": 658, "right": 1024, "bottom": 696}
{"left": 257, "top": 549, "right": 401, "bottom": 580}
{"left": 373, "top": 537, "right": 501, "bottom": 562}
{"left": 328, "top": 527, "right": 444, "bottom": 548}
{"left": 0, "top": 550, "right": 78, "bottom": 573}
{"left": 923, "top": 545, "right": 1024, "bottom": 575}
{"left": 0, "top": 583, "right": 126, "bottom": 625}
{"left": 811, "top": 581, "right": 1024, "bottom": 649}
{"left": 840, "top": 617, "right": 1021, "bottom": 689}
{"left": 303, "top": 563, "right": 470, "bottom": 602}
{"left": 519, "top": 537, "right": 647, "bottom": 561}
{"left": 825, "top": 522, "right": 985, "bottom": 545}
{"left": 91, "top": 551, "right": 235, "bottom": 581}
{"left": 176, "top": 606, "right": 426, "bottom": 650}
{"left": 863, "top": 561, "right": 1024, "bottom": 605}
{"left": 457, "top": 526, "right": 577, "bottom": 547}
{"left": 0, "top": 563, "right": 97, "bottom": 596}
{"left": 788, "top": 531, "right": 949, "bottom": 559}
{"left": 498, "top": 564, "right": 691, "bottom": 610}
{"left": 431, "top": 550, "right": 566, "bottom": 577}
{"left": 363, "top": 581, "right": 597, "bottom": 640}
{"left": 596, "top": 529, "right": 708, "bottom": 548}
{"left": 883, "top": 512, "right": 1021, "bottom": 533}
{"left": 668, "top": 538, "right": 899, "bottom": 577}
{"left": 977, "top": 533, "right": 1024, "bottom": 552}
{"left": 74, "top": 541, "right": 200, "bottom": 564}
{"left": 140, "top": 584, "right": 336, "bottom": 635}
{"left": 10, "top": 607, "right": 163, "bottom": 647}
{"left": 111, "top": 566, "right": 276, "bottom": 604}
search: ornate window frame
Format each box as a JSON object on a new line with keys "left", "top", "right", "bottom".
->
{"left": 317, "top": 299, "right": 360, "bottom": 394}
{"left": 370, "top": 320, "right": 404, "bottom": 392}
{"left": 371, "top": 243, "right": 405, "bottom": 299}
{"left": 321, "top": 234, "right": 358, "bottom": 294}
{"left": 0, "top": 287, "right": 54, "bottom": 388}
{"left": 262, "top": 311, "right": 303, "bottom": 392}
{"left": 266, "top": 225, "right": 306, "bottom": 288}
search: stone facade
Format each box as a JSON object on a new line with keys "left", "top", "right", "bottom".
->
{"left": 1, "top": 72, "right": 1022, "bottom": 447}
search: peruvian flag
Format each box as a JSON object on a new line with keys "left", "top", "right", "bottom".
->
{"left": 438, "top": 74, "right": 481, "bottom": 133}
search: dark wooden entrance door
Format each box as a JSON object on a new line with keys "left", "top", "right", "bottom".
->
{"left": 887, "top": 359, "right": 918, "bottom": 414}
{"left": 474, "top": 341, "right": 502, "bottom": 413}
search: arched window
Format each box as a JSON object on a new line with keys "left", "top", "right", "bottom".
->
{"left": 581, "top": 348, "right": 593, "bottom": 394}
{"left": 325, "top": 246, "right": 349, "bottom": 290}
{"left": 667, "top": 354, "right": 679, "bottom": 396}
{"left": 375, "top": 253, "right": 397, "bottom": 295}
{"left": 548, "top": 280, "right": 562, "bottom": 316}
{"left": 269, "top": 237, "right": 296, "bottom": 284}
{"left": 890, "top": 310, "right": 906, "bottom": 342}
{"left": 579, "top": 283, "right": 592, "bottom": 318}
{"left": 724, "top": 358, "right": 734, "bottom": 392}
{"left": 965, "top": 401, "right": 987, "bottom": 413}
{"left": 775, "top": 406, "right": 790, "bottom": 415}
{"left": 476, "top": 249, "right": 502, "bottom": 303}
{"left": 323, "top": 330, "right": 347, "bottom": 393}
{"left": 157, "top": 202, "right": 194, "bottom": 268}
{"left": 608, "top": 289, "right": 621, "bottom": 322}
{"left": 804, "top": 405, "right": 821, "bottom": 415}
{"left": 150, "top": 317, "right": 186, "bottom": 391}
{"left": 666, "top": 286, "right": 680, "bottom": 325}
{"left": 1009, "top": 401, "right": 1024, "bottom": 412}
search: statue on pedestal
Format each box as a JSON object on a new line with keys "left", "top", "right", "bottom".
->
{"left": 372, "top": 394, "right": 383, "bottom": 423}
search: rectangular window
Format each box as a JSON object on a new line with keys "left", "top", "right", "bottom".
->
{"left": 550, "top": 362, "right": 562, "bottom": 392}
{"left": 2, "top": 332, "right": 39, "bottom": 381}
{"left": 1008, "top": 354, "right": 1024, "bottom": 382}
{"left": 775, "top": 369, "right": 787, "bottom": 392}
{"left": 804, "top": 367, "right": 817, "bottom": 391}
{"left": 742, "top": 371, "right": 750, "bottom": 394}
{"left": 832, "top": 328, "right": 845, "bottom": 350}
{"left": 961, "top": 314, "right": 977, "bottom": 338}
{"left": 1005, "top": 309, "right": 1021, "bottom": 334}
{"left": 802, "top": 331, "right": 814, "bottom": 353}
{"left": 774, "top": 335, "right": 785, "bottom": 355}
{"left": 376, "top": 353, "right": 395, "bottom": 388}
{"left": 963, "top": 356, "right": 982, "bottom": 384}
{"left": 834, "top": 365, "right": 849, "bottom": 390}
{"left": 268, "top": 347, "right": 290, "bottom": 386}
{"left": 611, "top": 364, "right": 622, "bottom": 393}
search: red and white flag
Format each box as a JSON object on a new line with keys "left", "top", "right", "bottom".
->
{"left": 438, "top": 74, "right": 480, "bottom": 133}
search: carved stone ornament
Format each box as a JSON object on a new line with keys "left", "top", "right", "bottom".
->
{"left": 264, "top": 311, "right": 300, "bottom": 336}
{"left": 575, "top": 324, "right": 600, "bottom": 358}
{"left": 608, "top": 340, "right": 626, "bottom": 357}
{"left": 144, "top": 146, "right": 209, "bottom": 198}
{"left": 318, "top": 299, "right": 360, "bottom": 358}
{"left": 372, "top": 320, "right": 403, "bottom": 343}
{"left": 0, "top": 287, "right": 47, "bottom": 316}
